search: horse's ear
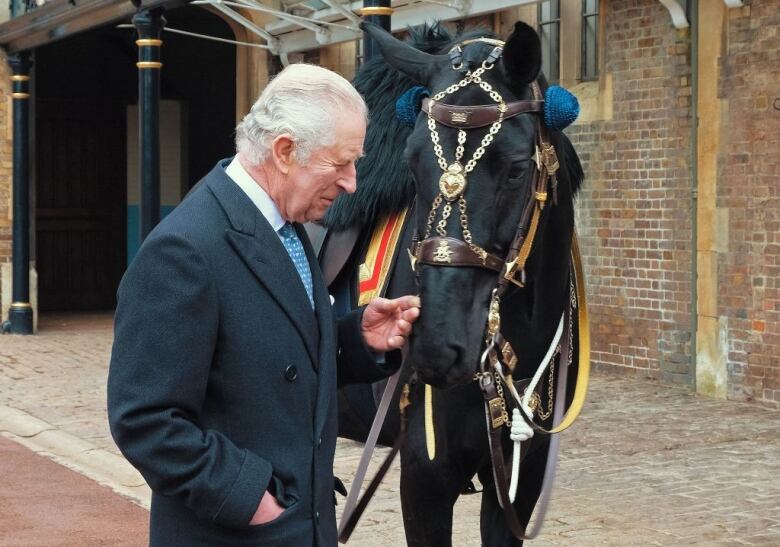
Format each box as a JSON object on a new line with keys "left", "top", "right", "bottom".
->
{"left": 361, "top": 21, "right": 448, "bottom": 86}
{"left": 500, "top": 21, "right": 542, "bottom": 88}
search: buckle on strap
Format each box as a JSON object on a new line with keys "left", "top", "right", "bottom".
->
{"left": 501, "top": 341, "right": 518, "bottom": 373}
{"left": 533, "top": 143, "right": 559, "bottom": 176}
{"left": 488, "top": 398, "right": 506, "bottom": 429}
{"left": 504, "top": 259, "right": 526, "bottom": 288}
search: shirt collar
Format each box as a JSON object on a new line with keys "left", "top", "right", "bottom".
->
{"left": 225, "top": 156, "right": 286, "bottom": 233}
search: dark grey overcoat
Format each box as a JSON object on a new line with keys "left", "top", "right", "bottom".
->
{"left": 108, "top": 162, "right": 394, "bottom": 546}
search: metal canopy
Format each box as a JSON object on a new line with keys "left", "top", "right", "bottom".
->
{"left": 190, "top": 0, "right": 537, "bottom": 60}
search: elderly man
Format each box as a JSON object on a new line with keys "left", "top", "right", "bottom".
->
{"left": 108, "top": 64, "right": 420, "bottom": 546}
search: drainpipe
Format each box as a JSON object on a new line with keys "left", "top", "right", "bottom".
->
{"left": 360, "top": 0, "right": 392, "bottom": 63}
{"left": 134, "top": 8, "right": 165, "bottom": 242}
{"left": 689, "top": 0, "right": 699, "bottom": 389}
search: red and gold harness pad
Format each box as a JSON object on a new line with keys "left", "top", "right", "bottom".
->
{"left": 358, "top": 208, "right": 408, "bottom": 306}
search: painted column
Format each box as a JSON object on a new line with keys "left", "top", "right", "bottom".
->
{"left": 134, "top": 9, "right": 165, "bottom": 242}
{"left": 360, "top": 0, "right": 392, "bottom": 62}
{"left": 7, "top": 52, "right": 33, "bottom": 335}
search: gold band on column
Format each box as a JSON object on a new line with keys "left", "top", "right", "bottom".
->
{"left": 11, "top": 75, "right": 29, "bottom": 82}
{"left": 11, "top": 92, "right": 30, "bottom": 99}
{"left": 136, "top": 39, "right": 163, "bottom": 47}
{"left": 359, "top": 6, "right": 394, "bottom": 16}
{"left": 10, "top": 302, "right": 32, "bottom": 309}
{"left": 136, "top": 61, "right": 163, "bottom": 69}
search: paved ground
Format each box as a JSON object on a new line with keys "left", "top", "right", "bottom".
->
{"left": 1, "top": 312, "right": 779, "bottom": 545}
{"left": 0, "top": 434, "right": 148, "bottom": 546}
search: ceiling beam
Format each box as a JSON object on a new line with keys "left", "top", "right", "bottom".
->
{"left": 0, "top": 0, "right": 175, "bottom": 52}
{"left": 319, "top": 0, "right": 361, "bottom": 26}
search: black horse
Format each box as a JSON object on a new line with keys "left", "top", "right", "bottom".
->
{"left": 321, "top": 21, "right": 585, "bottom": 547}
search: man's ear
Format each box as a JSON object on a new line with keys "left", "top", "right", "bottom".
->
{"left": 271, "top": 134, "right": 296, "bottom": 174}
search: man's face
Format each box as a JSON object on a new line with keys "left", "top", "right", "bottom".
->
{"left": 283, "top": 115, "right": 366, "bottom": 223}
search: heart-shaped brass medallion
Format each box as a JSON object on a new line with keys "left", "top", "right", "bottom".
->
{"left": 439, "top": 162, "right": 467, "bottom": 200}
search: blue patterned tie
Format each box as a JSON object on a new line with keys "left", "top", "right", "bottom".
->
{"left": 278, "top": 223, "right": 314, "bottom": 309}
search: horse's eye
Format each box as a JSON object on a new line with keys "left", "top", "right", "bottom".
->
{"left": 506, "top": 159, "right": 532, "bottom": 186}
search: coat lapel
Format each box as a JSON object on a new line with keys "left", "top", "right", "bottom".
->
{"left": 300, "top": 225, "right": 337, "bottom": 436}
{"left": 206, "top": 166, "right": 320, "bottom": 366}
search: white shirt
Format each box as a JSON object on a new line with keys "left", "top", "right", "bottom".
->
{"left": 225, "top": 156, "right": 336, "bottom": 307}
{"left": 225, "top": 156, "right": 286, "bottom": 240}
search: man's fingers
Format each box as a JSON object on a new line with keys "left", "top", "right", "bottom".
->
{"left": 397, "top": 295, "right": 421, "bottom": 310}
{"left": 370, "top": 297, "right": 396, "bottom": 314}
{"left": 386, "top": 335, "right": 405, "bottom": 350}
{"left": 401, "top": 306, "right": 420, "bottom": 323}
{"left": 395, "top": 319, "right": 412, "bottom": 337}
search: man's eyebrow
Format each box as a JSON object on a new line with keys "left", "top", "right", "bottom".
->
{"left": 341, "top": 151, "right": 364, "bottom": 163}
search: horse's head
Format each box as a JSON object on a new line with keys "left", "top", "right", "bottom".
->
{"left": 363, "top": 22, "right": 577, "bottom": 388}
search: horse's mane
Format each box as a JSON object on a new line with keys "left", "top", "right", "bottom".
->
{"left": 558, "top": 133, "right": 583, "bottom": 197}
{"left": 322, "top": 24, "right": 583, "bottom": 230}
{"left": 532, "top": 73, "right": 584, "bottom": 198}
{"left": 322, "top": 23, "right": 466, "bottom": 230}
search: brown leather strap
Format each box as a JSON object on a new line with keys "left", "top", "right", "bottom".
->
{"left": 417, "top": 237, "right": 504, "bottom": 272}
{"left": 496, "top": 120, "right": 553, "bottom": 295}
{"left": 478, "top": 373, "right": 528, "bottom": 540}
{"left": 422, "top": 98, "right": 544, "bottom": 129}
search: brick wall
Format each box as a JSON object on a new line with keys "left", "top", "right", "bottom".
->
{"left": 718, "top": 0, "right": 780, "bottom": 407}
{"left": 569, "top": 0, "right": 695, "bottom": 385}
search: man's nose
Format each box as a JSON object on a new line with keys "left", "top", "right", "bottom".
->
{"left": 339, "top": 163, "right": 357, "bottom": 194}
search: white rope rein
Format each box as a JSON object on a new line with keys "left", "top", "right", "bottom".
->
{"left": 499, "top": 312, "right": 565, "bottom": 502}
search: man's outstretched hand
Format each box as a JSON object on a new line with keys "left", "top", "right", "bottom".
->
{"left": 361, "top": 295, "right": 421, "bottom": 352}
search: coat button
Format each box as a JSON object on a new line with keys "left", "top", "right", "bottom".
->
{"left": 315, "top": 511, "right": 320, "bottom": 523}
{"left": 284, "top": 365, "right": 298, "bottom": 382}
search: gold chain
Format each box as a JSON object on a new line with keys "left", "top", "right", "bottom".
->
{"left": 535, "top": 279, "right": 579, "bottom": 420}
{"left": 459, "top": 196, "right": 486, "bottom": 260}
{"left": 424, "top": 64, "right": 506, "bottom": 249}
{"left": 436, "top": 202, "right": 453, "bottom": 237}
{"left": 494, "top": 371, "right": 511, "bottom": 428}
{"left": 427, "top": 66, "right": 505, "bottom": 175}
{"left": 424, "top": 195, "right": 443, "bottom": 240}
{"left": 535, "top": 281, "right": 578, "bottom": 421}
{"left": 536, "top": 347, "right": 558, "bottom": 421}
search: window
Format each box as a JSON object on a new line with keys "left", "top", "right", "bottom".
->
{"left": 581, "top": 0, "right": 599, "bottom": 81}
{"left": 538, "top": 0, "right": 560, "bottom": 83}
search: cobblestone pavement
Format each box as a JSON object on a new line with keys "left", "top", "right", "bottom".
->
{"left": 1, "top": 313, "right": 779, "bottom": 545}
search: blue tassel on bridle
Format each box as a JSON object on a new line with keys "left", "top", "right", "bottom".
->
{"left": 396, "top": 86, "right": 430, "bottom": 129}
{"left": 543, "top": 85, "right": 579, "bottom": 131}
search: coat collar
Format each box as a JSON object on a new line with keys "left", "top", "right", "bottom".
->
{"left": 205, "top": 162, "right": 320, "bottom": 365}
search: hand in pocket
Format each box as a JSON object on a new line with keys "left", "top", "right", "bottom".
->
{"left": 249, "top": 490, "right": 285, "bottom": 525}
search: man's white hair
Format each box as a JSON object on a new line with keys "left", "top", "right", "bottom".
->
{"left": 235, "top": 63, "right": 368, "bottom": 166}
